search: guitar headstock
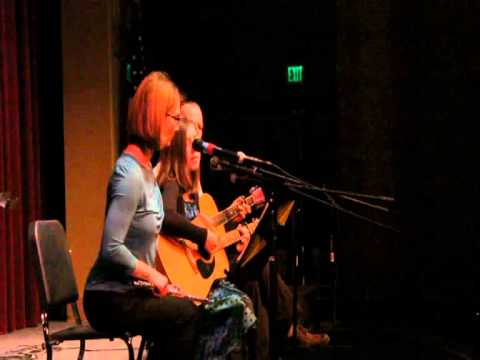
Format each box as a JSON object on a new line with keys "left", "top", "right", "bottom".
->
{"left": 248, "top": 186, "right": 266, "bottom": 207}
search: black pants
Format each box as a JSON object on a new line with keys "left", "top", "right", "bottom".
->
{"left": 235, "top": 262, "right": 299, "bottom": 360}
{"left": 84, "top": 289, "right": 200, "bottom": 359}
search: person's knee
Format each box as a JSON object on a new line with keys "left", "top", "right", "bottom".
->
{"left": 171, "top": 300, "right": 200, "bottom": 341}
{"left": 177, "top": 300, "right": 200, "bottom": 325}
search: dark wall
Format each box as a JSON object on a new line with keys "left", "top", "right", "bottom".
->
{"left": 37, "top": 0, "right": 65, "bottom": 226}
{"left": 336, "top": 0, "right": 402, "bottom": 307}
{"left": 134, "top": 1, "right": 479, "bottom": 325}
{"left": 140, "top": 1, "right": 337, "bottom": 278}
{"left": 392, "top": 1, "right": 479, "bottom": 310}
{"left": 337, "top": 0, "right": 479, "bottom": 326}
{"left": 33, "top": 0, "right": 65, "bottom": 320}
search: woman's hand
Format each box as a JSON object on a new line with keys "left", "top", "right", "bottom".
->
{"left": 148, "top": 272, "right": 186, "bottom": 297}
{"left": 231, "top": 196, "right": 252, "bottom": 223}
{"left": 164, "top": 283, "right": 186, "bottom": 298}
{"left": 148, "top": 270, "right": 169, "bottom": 296}
{"left": 133, "top": 260, "right": 172, "bottom": 296}
{"left": 235, "top": 224, "right": 251, "bottom": 254}
{"left": 204, "top": 229, "right": 221, "bottom": 255}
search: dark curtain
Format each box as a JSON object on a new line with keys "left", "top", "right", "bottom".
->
{"left": 337, "top": 0, "right": 478, "bottom": 327}
{"left": 0, "top": 0, "right": 42, "bottom": 334}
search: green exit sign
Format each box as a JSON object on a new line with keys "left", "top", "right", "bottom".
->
{"left": 287, "top": 65, "right": 303, "bottom": 83}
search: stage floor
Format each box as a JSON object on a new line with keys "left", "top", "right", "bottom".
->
{"left": 0, "top": 321, "right": 143, "bottom": 360}
{"left": 0, "top": 320, "right": 347, "bottom": 359}
{"left": 2, "top": 297, "right": 474, "bottom": 359}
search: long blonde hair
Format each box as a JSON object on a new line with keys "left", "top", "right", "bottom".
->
{"left": 157, "top": 121, "right": 201, "bottom": 193}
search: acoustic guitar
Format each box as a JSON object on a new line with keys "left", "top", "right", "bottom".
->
{"left": 156, "top": 187, "right": 266, "bottom": 301}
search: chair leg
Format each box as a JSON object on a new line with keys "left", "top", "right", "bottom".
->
{"left": 45, "top": 342, "right": 53, "bottom": 360}
{"left": 137, "top": 337, "right": 147, "bottom": 360}
{"left": 77, "top": 339, "right": 85, "bottom": 360}
{"left": 41, "top": 313, "right": 53, "bottom": 360}
{"left": 120, "top": 337, "right": 135, "bottom": 360}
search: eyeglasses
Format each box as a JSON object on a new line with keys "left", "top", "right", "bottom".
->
{"left": 167, "top": 113, "right": 186, "bottom": 123}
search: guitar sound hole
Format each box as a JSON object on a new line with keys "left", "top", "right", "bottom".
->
{"left": 197, "top": 258, "right": 215, "bottom": 279}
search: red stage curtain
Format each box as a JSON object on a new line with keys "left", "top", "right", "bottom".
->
{"left": 0, "top": 0, "right": 42, "bottom": 334}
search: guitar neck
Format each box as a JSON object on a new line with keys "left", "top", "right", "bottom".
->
{"left": 210, "top": 196, "right": 258, "bottom": 227}
{"left": 214, "top": 219, "right": 259, "bottom": 253}
{"left": 216, "top": 199, "right": 270, "bottom": 253}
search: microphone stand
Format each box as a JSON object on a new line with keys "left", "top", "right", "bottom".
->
{"left": 211, "top": 157, "right": 397, "bottom": 232}
{"left": 291, "top": 206, "right": 300, "bottom": 349}
{"left": 267, "top": 196, "right": 280, "bottom": 359}
{"left": 210, "top": 156, "right": 397, "bottom": 359}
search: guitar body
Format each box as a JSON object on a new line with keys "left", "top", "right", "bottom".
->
{"left": 156, "top": 193, "right": 230, "bottom": 301}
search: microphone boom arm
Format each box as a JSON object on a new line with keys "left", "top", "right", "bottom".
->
{"left": 209, "top": 156, "right": 398, "bottom": 232}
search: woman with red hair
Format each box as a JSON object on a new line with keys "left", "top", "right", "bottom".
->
{"left": 83, "top": 72, "right": 220, "bottom": 359}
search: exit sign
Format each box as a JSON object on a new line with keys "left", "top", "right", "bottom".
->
{"left": 287, "top": 65, "right": 303, "bottom": 83}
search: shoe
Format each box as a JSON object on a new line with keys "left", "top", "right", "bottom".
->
{"left": 289, "top": 324, "right": 330, "bottom": 348}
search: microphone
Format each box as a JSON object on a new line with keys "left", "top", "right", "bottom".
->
{"left": 193, "top": 139, "right": 271, "bottom": 165}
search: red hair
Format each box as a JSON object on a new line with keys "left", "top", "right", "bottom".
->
{"left": 127, "top": 71, "right": 180, "bottom": 149}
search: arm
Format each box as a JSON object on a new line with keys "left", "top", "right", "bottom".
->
{"left": 161, "top": 180, "right": 207, "bottom": 246}
{"left": 234, "top": 224, "right": 251, "bottom": 255}
{"left": 101, "top": 164, "right": 169, "bottom": 293}
{"left": 224, "top": 196, "right": 252, "bottom": 257}
{"left": 225, "top": 223, "right": 251, "bottom": 265}
{"left": 101, "top": 167, "right": 142, "bottom": 272}
{"left": 161, "top": 180, "right": 220, "bottom": 255}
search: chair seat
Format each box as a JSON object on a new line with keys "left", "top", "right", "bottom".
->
{"left": 49, "top": 324, "right": 130, "bottom": 342}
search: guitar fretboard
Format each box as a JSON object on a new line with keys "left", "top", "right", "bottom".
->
{"left": 216, "top": 219, "right": 258, "bottom": 251}
{"left": 210, "top": 195, "right": 259, "bottom": 226}
{"left": 213, "top": 202, "right": 269, "bottom": 254}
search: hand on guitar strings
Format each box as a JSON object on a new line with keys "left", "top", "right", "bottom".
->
{"left": 204, "top": 229, "right": 221, "bottom": 255}
{"left": 231, "top": 196, "right": 252, "bottom": 223}
{"left": 235, "top": 224, "right": 251, "bottom": 255}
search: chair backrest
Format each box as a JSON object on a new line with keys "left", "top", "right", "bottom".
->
{"left": 30, "top": 220, "right": 79, "bottom": 308}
